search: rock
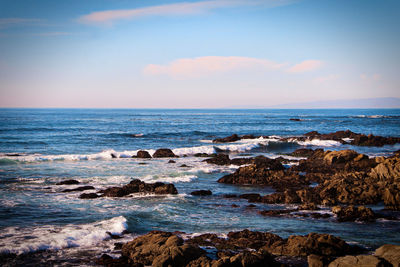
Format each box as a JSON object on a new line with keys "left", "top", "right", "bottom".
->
{"left": 121, "top": 231, "right": 204, "bottom": 267}
{"left": 323, "top": 150, "right": 361, "bottom": 165}
{"left": 204, "top": 154, "right": 231, "bottom": 165}
{"left": 186, "top": 256, "right": 213, "bottom": 267}
{"left": 369, "top": 156, "right": 400, "bottom": 181}
{"left": 332, "top": 205, "right": 376, "bottom": 222}
{"left": 98, "top": 179, "right": 178, "bottom": 197}
{"left": 111, "top": 153, "right": 118, "bottom": 158}
{"left": 179, "top": 164, "right": 190, "bottom": 167}
{"left": 213, "top": 134, "right": 240, "bottom": 143}
{"left": 62, "top": 186, "right": 95, "bottom": 192}
{"left": 267, "top": 233, "right": 352, "bottom": 257}
{"left": 239, "top": 193, "right": 261, "bottom": 202}
{"left": 383, "top": 185, "right": 400, "bottom": 210}
{"left": 375, "top": 244, "right": 400, "bottom": 267}
{"left": 308, "top": 254, "right": 331, "bottom": 267}
{"left": 241, "top": 134, "right": 257, "bottom": 139}
{"left": 79, "top": 193, "right": 100, "bottom": 199}
{"left": 136, "top": 150, "right": 151, "bottom": 158}
{"left": 289, "top": 148, "right": 316, "bottom": 157}
{"left": 56, "top": 179, "right": 80, "bottom": 185}
{"left": 299, "top": 203, "right": 319, "bottom": 210}
{"left": 168, "top": 160, "right": 176, "bottom": 163}
{"left": 258, "top": 209, "right": 296, "bottom": 217}
{"left": 152, "top": 148, "right": 177, "bottom": 158}
{"left": 194, "top": 153, "right": 212, "bottom": 157}
{"left": 290, "top": 118, "right": 302, "bottom": 121}
{"left": 191, "top": 190, "right": 212, "bottom": 196}
{"left": 328, "top": 255, "right": 386, "bottom": 267}
{"left": 227, "top": 250, "right": 278, "bottom": 267}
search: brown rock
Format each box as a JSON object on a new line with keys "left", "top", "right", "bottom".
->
{"left": 152, "top": 148, "right": 177, "bottom": 158}
{"left": 375, "top": 244, "right": 400, "bottom": 267}
{"left": 98, "top": 179, "right": 178, "bottom": 197}
{"left": 331, "top": 205, "right": 376, "bottom": 222}
{"left": 136, "top": 150, "right": 151, "bottom": 158}
{"left": 56, "top": 179, "right": 80, "bottom": 185}
{"left": 121, "top": 231, "right": 204, "bottom": 267}
{"left": 204, "top": 154, "right": 231, "bottom": 165}
{"left": 328, "top": 255, "right": 386, "bottom": 267}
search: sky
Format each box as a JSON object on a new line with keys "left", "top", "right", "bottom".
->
{"left": 0, "top": 0, "right": 399, "bottom": 108}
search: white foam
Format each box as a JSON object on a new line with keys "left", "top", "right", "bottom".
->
{"left": 141, "top": 174, "right": 197, "bottom": 183}
{"left": 293, "top": 139, "right": 342, "bottom": 147}
{"left": 0, "top": 216, "right": 128, "bottom": 254}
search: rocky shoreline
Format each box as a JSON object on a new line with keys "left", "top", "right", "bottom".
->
{"left": 86, "top": 131, "right": 400, "bottom": 267}
{"left": 3, "top": 130, "right": 399, "bottom": 266}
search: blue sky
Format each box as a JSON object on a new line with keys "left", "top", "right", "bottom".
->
{"left": 0, "top": 0, "right": 399, "bottom": 108}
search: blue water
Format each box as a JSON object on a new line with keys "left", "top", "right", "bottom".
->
{"left": 0, "top": 109, "right": 399, "bottom": 260}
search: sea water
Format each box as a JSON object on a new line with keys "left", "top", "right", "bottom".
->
{"left": 0, "top": 109, "right": 399, "bottom": 263}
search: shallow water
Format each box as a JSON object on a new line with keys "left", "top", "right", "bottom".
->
{"left": 0, "top": 108, "right": 399, "bottom": 263}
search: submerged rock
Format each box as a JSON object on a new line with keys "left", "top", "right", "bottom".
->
{"left": 56, "top": 179, "right": 80, "bottom": 185}
{"left": 62, "top": 186, "right": 95, "bottom": 193}
{"left": 190, "top": 190, "right": 212, "bottom": 196}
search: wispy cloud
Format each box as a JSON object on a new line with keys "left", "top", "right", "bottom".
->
{"left": 31, "top": 32, "right": 71, "bottom": 37}
{"left": 287, "top": 60, "right": 322, "bottom": 73}
{"left": 143, "top": 56, "right": 286, "bottom": 79}
{"left": 0, "top": 18, "right": 44, "bottom": 29}
{"left": 79, "top": 0, "right": 294, "bottom": 25}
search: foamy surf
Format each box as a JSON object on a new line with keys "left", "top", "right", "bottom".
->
{"left": 0, "top": 216, "right": 128, "bottom": 255}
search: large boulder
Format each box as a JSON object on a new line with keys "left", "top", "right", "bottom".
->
{"left": 383, "top": 185, "right": 400, "bottom": 211}
{"left": 152, "top": 149, "right": 177, "bottom": 158}
{"left": 122, "top": 231, "right": 204, "bottom": 267}
{"left": 375, "top": 244, "right": 400, "bottom": 267}
{"left": 369, "top": 156, "right": 400, "bottom": 181}
{"left": 204, "top": 154, "right": 231, "bottom": 165}
{"left": 323, "top": 150, "right": 363, "bottom": 165}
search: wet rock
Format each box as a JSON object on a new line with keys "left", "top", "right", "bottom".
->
{"left": 121, "top": 231, "right": 204, "bottom": 267}
{"left": 152, "top": 148, "right": 177, "bottom": 158}
{"left": 56, "top": 179, "right": 80, "bottom": 185}
{"left": 111, "top": 153, "right": 118, "bottom": 158}
{"left": 62, "top": 186, "right": 95, "bottom": 193}
{"left": 204, "top": 154, "right": 231, "bottom": 165}
{"left": 191, "top": 190, "right": 212, "bottom": 196}
{"left": 79, "top": 193, "right": 100, "bottom": 199}
{"left": 213, "top": 134, "right": 240, "bottom": 143}
{"left": 258, "top": 209, "right": 296, "bottom": 217}
{"left": 223, "top": 194, "right": 238, "bottom": 198}
{"left": 194, "top": 153, "right": 212, "bottom": 157}
{"left": 290, "top": 118, "right": 302, "bottom": 121}
{"left": 95, "top": 254, "right": 131, "bottom": 267}
{"left": 298, "top": 203, "right": 319, "bottom": 210}
{"left": 231, "top": 204, "right": 239, "bottom": 208}
{"left": 332, "top": 205, "right": 376, "bottom": 222}
{"left": 136, "top": 150, "right": 151, "bottom": 158}
{"left": 179, "top": 164, "right": 190, "bottom": 167}
{"left": 239, "top": 193, "right": 261, "bottom": 202}
{"left": 168, "top": 160, "right": 176, "bottom": 163}
{"left": 328, "top": 255, "right": 387, "bottom": 267}
{"left": 375, "top": 244, "right": 400, "bottom": 267}
{"left": 98, "top": 179, "right": 178, "bottom": 197}
{"left": 241, "top": 134, "right": 257, "bottom": 139}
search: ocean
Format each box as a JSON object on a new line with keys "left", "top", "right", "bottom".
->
{"left": 0, "top": 108, "right": 399, "bottom": 265}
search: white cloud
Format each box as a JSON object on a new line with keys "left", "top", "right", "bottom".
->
{"left": 287, "top": 60, "right": 322, "bottom": 73}
{"left": 78, "top": 0, "right": 294, "bottom": 25}
{"left": 143, "top": 56, "right": 286, "bottom": 79}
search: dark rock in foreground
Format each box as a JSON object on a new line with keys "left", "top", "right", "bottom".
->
{"left": 56, "top": 179, "right": 80, "bottom": 185}
{"left": 79, "top": 193, "right": 100, "bottom": 199}
{"left": 98, "top": 179, "right": 178, "bottom": 197}
{"left": 152, "top": 148, "right": 178, "bottom": 158}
